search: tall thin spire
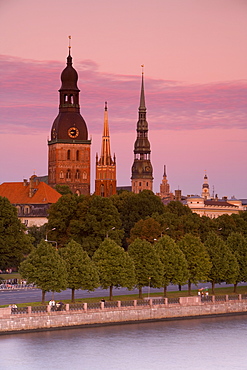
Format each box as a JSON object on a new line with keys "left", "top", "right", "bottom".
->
{"left": 131, "top": 67, "right": 153, "bottom": 193}
{"left": 95, "top": 102, "right": 116, "bottom": 197}
{"left": 139, "top": 65, "right": 146, "bottom": 110}
{"left": 99, "top": 101, "right": 112, "bottom": 165}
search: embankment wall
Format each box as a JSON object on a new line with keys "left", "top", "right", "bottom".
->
{"left": 1, "top": 295, "right": 247, "bottom": 334}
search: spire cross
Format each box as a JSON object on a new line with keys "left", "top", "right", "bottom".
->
{"left": 68, "top": 35, "right": 71, "bottom": 54}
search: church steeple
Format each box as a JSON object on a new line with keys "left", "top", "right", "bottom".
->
{"left": 131, "top": 67, "right": 153, "bottom": 193}
{"left": 48, "top": 40, "right": 91, "bottom": 195}
{"left": 202, "top": 172, "right": 210, "bottom": 199}
{"left": 95, "top": 102, "right": 116, "bottom": 197}
{"left": 99, "top": 102, "right": 112, "bottom": 166}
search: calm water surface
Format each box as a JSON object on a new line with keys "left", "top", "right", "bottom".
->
{"left": 1, "top": 315, "right": 247, "bottom": 370}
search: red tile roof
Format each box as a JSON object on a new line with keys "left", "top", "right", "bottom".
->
{"left": 0, "top": 181, "right": 61, "bottom": 205}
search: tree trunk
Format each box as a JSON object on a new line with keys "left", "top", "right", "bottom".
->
{"left": 234, "top": 282, "right": 238, "bottom": 293}
{"left": 188, "top": 281, "right": 192, "bottom": 296}
{"left": 71, "top": 288, "right": 75, "bottom": 303}
{"left": 178, "top": 285, "right": 182, "bottom": 291}
{"left": 139, "top": 286, "right": 143, "bottom": 299}
{"left": 109, "top": 285, "right": 113, "bottom": 301}
{"left": 42, "top": 290, "right": 46, "bottom": 305}
{"left": 164, "top": 285, "right": 167, "bottom": 297}
{"left": 211, "top": 281, "right": 215, "bottom": 295}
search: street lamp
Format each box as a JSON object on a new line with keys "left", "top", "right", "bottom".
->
{"left": 106, "top": 227, "right": 115, "bottom": 238}
{"left": 45, "top": 228, "right": 57, "bottom": 249}
{"left": 148, "top": 277, "right": 151, "bottom": 299}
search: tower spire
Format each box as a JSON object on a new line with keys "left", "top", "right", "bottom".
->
{"left": 131, "top": 68, "right": 153, "bottom": 193}
{"left": 100, "top": 101, "right": 111, "bottom": 165}
{"left": 95, "top": 102, "right": 117, "bottom": 197}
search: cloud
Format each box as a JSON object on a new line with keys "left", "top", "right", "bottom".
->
{"left": 0, "top": 54, "right": 247, "bottom": 135}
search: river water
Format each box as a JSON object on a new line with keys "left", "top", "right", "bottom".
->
{"left": 1, "top": 315, "right": 247, "bottom": 370}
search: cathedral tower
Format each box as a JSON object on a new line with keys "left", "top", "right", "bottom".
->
{"left": 48, "top": 45, "right": 91, "bottom": 195}
{"left": 202, "top": 173, "right": 210, "bottom": 199}
{"left": 131, "top": 68, "right": 153, "bottom": 193}
{"left": 95, "top": 102, "right": 116, "bottom": 197}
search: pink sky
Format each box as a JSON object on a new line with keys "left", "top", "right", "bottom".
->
{"left": 0, "top": 0, "right": 247, "bottom": 197}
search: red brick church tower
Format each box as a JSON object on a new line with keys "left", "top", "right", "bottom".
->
{"left": 48, "top": 45, "right": 91, "bottom": 195}
{"left": 95, "top": 102, "right": 116, "bottom": 197}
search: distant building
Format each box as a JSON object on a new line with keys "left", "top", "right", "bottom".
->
{"left": 157, "top": 165, "right": 174, "bottom": 200}
{"left": 48, "top": 47, "right": 91, "bottom": 195}
{"left": 186, "top": 195, "right": 244, "bottom": 218}
{"left": 186, "top": 174, "right": 244, "bottom": 217}
{"left": 0, "top": 175, "right": 61, "bottom": 227}
{"left": 131, "top": 69, "right": 153, "bottom": 193}
{"left": 95, "top": 102, "right": 117, "bottom": 197}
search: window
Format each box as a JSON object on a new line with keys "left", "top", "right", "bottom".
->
{"left": 24, "top": 206, "right": 30, "bottom": 215}
{"left": 75, "top": 170, "right": 80, "bottom": 180}
{"left": 60, "top": 171, "right": 64, "bottom": 179}
{"left": 67, "top": 150, "right": 71, "bottom": 160}
{"left": 66, "top": 169, "right": 71, "bottom": 179}
{"left": 76, "top": 150, "right": 79, "bottom": 161}
{"left": 83, "top": 172, "right": 87, "bottom": 180}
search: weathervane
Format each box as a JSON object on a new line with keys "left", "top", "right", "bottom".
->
{"left": 141, "top": 64, "right": 144, "bottom": 75}
{"left": 68, "top": 35, "right": 71, "bottom": 52}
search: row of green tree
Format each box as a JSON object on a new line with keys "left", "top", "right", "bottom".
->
{"left": 19, "top": 230, "right": 247, "bottom": 303}
{"left": 1, "top": 190, "right": 247, "bottom": 272}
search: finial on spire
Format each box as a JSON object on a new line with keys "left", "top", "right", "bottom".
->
{"left": 141, "top": 64, "right": 144, "bottom": 75}
{"left": 105, "top": 101, "right": 107, "bottom": 111}
{"left": 68, "top": 35, "right": 71, "bottom": 55}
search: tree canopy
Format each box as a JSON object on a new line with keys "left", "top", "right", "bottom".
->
{"left": 154, "top": 235, "right": 188, "bottom": 296}
{"left": 128, "top": 238, "right": 163, "bottom": 298}
{"left": 19, "top": 240, "right": 68, "bottom": 304}
{"left": 60, "top": 240, "right": 99, "bottom": 302}
{"left": 93, "top": 238, "right": 136, "bottom": 300}
{"left": 0, "top": 196, "right": 33, "bottom": 270}
{"left": 226, "top": 232, "right": 247, "bottom": 292}
{"left": 178, "top": 233, "right": 212, "bottom": 295}
{"left": 204, "top": 232, "right": 239, "bottom": 294}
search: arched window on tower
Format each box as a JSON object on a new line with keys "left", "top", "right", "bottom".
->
{"left": 66, "top": 169, "right": 71, "bottom": 180}
{"left": 64, "top": 95, "right": 68, "bottom": 103}
{"left": 83, "top": 172, "right": 87, "bottom": 180}
{"left": 100, "top": 184, "right": 105, "bottom": 197}
{"left": 60, "top": 171, "right": 64, "bottom": 179}
{"left": 75, "top": 170, "right": 80, "bottom": 180}
{"left": 67, "top": 150, "right": 71, "bottom": 160}
{"left": 76, "top": 150, "right": 79, "bottom": 161}
{"left": 69, "top": 94, "right": 74, "bottom": 104}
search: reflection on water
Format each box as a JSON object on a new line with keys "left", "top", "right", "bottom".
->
{"left": 1, "top": 315, "right": 247, "bottom": 370}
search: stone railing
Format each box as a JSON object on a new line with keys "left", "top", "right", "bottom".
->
{"left": 1, "top": 294, "right": 245, "bottom": 318}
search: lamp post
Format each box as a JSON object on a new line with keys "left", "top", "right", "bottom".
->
{"left": 106, "top": 227, "right": 115, "bottom": 238}
{"left": 45, "top": 228, "right": 57, "bottom": 249}
{"left": 148, "top": 277, "right": 151, "bottom": 299}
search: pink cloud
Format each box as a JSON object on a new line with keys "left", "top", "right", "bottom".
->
{"left": 0, "top": 55, "right": 247, "bottom": 135}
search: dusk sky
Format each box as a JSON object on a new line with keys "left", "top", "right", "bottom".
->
{"left": 0, "top": 0, "right": 247, "bottom": 198}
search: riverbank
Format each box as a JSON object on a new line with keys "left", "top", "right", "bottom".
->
{"left": 1, "top": 294, "right": 247, "bottom": 335}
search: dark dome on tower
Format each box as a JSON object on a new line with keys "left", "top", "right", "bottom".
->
{"left": 60, "top": 53, "right": 79, "bottom": 91}
{"left": 49, "top": 50, "right": 88, "bottom": 142}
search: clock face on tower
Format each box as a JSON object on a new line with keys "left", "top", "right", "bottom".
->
{"left": 68, "top": 127, "right": 79, "bottom": 138}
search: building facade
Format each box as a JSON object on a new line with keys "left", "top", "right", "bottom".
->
{"left": 131, "top": 70, "right": 153, "bottom": 193}
{"left": 0, "top": 175, "right": 61, "bottom": 227}
{"left": 48, "top": 48, "right": 91, "bottom": 195}
{"left": 95, "top": 102, "right": 116, "bottom": 197}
